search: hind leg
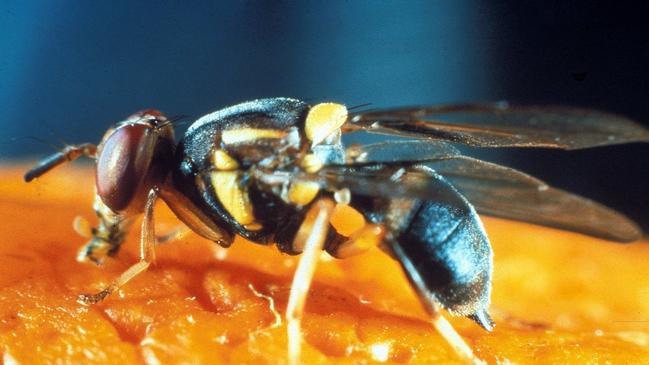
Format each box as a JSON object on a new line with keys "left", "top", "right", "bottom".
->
{"left": 286, "top": 199, "right": 334, "bottom": 365}
{"left": 430, "top": 307, "right": 484, "bottom": 364}
{"left": 386, "top": 239, "right": 485, "bottom": 364}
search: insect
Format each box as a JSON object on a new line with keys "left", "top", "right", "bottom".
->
{"left": 25, "top": 98, "right": 648, "bottom": 364}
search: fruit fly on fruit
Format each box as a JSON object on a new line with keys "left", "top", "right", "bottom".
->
{"left": 25, "top": 98, "right": 649, "bottom": 364}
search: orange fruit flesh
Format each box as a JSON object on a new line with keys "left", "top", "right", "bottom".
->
{"left": 1, "top": 164, "right": 649, "bottom": 364}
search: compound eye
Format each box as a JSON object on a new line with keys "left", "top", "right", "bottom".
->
{"left": 128, "top": 109, "right": 165, "bottom": 120}
{"left": 96, "top": 124, "right": 152, "bottom": 212}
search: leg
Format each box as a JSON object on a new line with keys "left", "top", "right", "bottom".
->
{"left": 75, "top": 195, "right": 135, "bottom": 264}
{"left": 326, "top": 202, "right": 385, "bottom": 258}
{"left": 386, "top": 238, "right": 485, "bottom": 364}
{"left": 77, "top": 189, "right": 158, "bottom": 305}
{"left": 286, "top": 199, "right": 334, "bottom": 365}
{"left": 24, "top": 143, "right": 96, "bottom": 182}
{"left": 430, "top": 306, "right": 485, "bottom": 365}
{"left": 78, "top": 212, "right": 193, "bottom": 245}
{"left": 156, "top": 226, "right": 193, "bottom": 244}
{"left": 329, "top": 223, "right": 385, "bottom": 258}
{"left": 157, "top": 181, "right": 233, "bottom": 247}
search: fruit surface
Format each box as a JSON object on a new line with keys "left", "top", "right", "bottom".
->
{"left": 1, "top": 165, "right": 649, "bottom": 364}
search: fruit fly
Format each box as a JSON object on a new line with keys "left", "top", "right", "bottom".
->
{"left": 25, "top": 98, "right": 649, "bottom": 364}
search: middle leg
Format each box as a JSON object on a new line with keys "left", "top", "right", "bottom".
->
{"left": 286, "top": 198, "right": 335, "bottom": 365}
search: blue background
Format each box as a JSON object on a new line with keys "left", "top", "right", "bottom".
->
{"left": 1, "top": 1, "right": 648, "bottom": 229}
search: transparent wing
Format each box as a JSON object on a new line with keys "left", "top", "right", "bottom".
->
{"left": 345, "top": 140, "right": 460, "bottom": 164}
{"left": 257, "top": 166, "right": 445, "bottom": 201}
{"left": 256, "top": 159, "right": 641, "bottom": 242}
{"left": 348, "top": 103, "right": 649, "bottom": 149}
{"left": 426, "top": 157, "right": 642, "bottom": 242}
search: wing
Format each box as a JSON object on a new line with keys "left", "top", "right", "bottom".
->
{"left": 345, "top": 140, "right": 460, "bottom": 164}
{"left": 347, "top": 103, "right": 649, "bottom": 149}
{"left": 255, "top": 165, "right": 446, "bottom": 201}
{"left": 425, "top": 156, "right": 642, "bottom": 242}
{"left": 255, "top": 158, "right": 641, "bottom": 242}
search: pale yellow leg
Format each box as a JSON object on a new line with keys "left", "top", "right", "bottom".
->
{"left": 333, "top": 223, "right": 385, "bottom": 258}
{"left": 156, "top": 226, "right": 192, "bottom": 244}
{"left": 77, "top": 189, "right": 158, "bottom": 305}
{"left": 430, "top": 306, "right": 485, "bottom": 365}
{"left": 286, "top": 199, "right": 334, "bottom": 365}
{"left": 157, "top": 182, "right": 232, "bottom": 247}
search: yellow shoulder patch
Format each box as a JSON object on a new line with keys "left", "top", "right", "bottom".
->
{"left": 305, "top": 103, "right": 348, "bottom": 146}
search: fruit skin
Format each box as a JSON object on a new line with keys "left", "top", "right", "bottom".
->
{"left": 2, "top": 165, "right": 649, "bottom": 364}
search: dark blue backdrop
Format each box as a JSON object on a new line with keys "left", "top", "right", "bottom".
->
{"left": 1, "top": 1, "right": 647, "bottom": 229}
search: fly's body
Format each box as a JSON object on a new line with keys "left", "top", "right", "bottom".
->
{"left": 26, "top": 97, "right": 649, "bottom": 364}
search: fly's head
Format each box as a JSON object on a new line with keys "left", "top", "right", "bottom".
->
{"left": 95, "top": 110, "right": 175, "bottom": 214}
{"left": 77, "top": 110, "right": 176, "bottom": 264}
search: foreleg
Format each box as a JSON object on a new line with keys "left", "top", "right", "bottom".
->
{"left": 24, "top": 143, "right": 96, "bottom": 182}
{"left": 77, "top": 189, "right": 158, "bottom": 305}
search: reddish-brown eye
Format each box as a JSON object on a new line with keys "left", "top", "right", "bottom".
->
{"left": 96, "top": 124, "right": 151, "bottom": 212}
{"left": 128, "top": 109, "right": 165, "bottom": 120}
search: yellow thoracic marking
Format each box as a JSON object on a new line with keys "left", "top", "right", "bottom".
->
{"left": 211, "top": 149, "right": 239, "bottom": 170}
{"left": 210, "top": 171, "right": 255, "bottom": 225}
{"left": 287, "top": 181, "right": 320, "bottom": 206}
{"left": 300, "top": 153, "right": 323, "bottom": 173}
{"left": 221, "top": 128, "right": 286, "bottom": 144}
{"left": 305, "top": 103, "right": 348, "bottom": 146}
